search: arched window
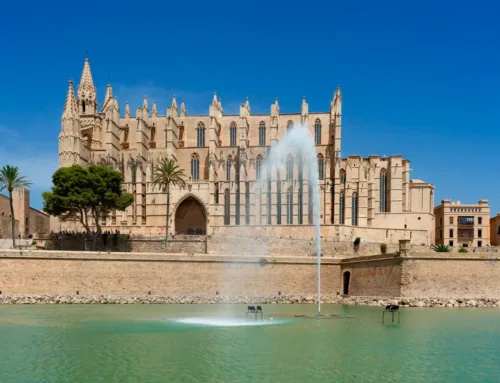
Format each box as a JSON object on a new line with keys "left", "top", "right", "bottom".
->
{"left": 224, "top": 189, "right": 230, "bottom": 225}
{"left": 380, "top": 168, "right": 388, "bottom": 212}
{"left": 297, "top": 156, "right": 303, "bottom": 224}
{"left": 226, "top": 156, "right": 232, "bottom": 181}
{"left": 352, "top": 192, "right": 358, "bottom": 226}
{"left": 286, "top": 187, "right": 293, "bottom": 224}
{"left": 191, "top": 153, "right": 200, "bottom": 181}
{"left": 230, "top": 122, "right": 237, "bottom": 147}
{"left": 259, "top": 121, "right": 266, "bottom": 146}
{"left": 197, "top": 122, "right": 205, "bottom": 147}
{"left": 317, "top": 154, "right": 324, "bottom": 180}
{"left": 286, "top": 155, "right": 294, "bottom": 181}
{"left": 287, "top": 120, "right": 294, "bottom": 132}
{"left": 256, "top": 155, "right": 263, "bottom": 180}
{"left": 339, "top": 192, "right": 345, "bottom": 224}
{"left": 339, "top": 168, "right": 346, "bottom": 184}
{"left": 82, "top": 101, "right": 86, "bottom": 114}
{"left": 150, "top": 126, "right": 156, "bottom": 142}
{"left": 215, "top": 183, "right": 219, "bottom": 204}
{"left": 314, "top": 119, "right": 321, "bottom": 145}
{"left": 276, "top": 171, "right": 282, "bottom": 224}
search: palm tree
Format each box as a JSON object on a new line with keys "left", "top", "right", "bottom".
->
{"left": 432, "top": 244, "right": 452, "bottom": 252}
{"left": 152, "top": 158, "right": 186, "bottom": 250}
{"left": 0, "top": 165, "right": 31, "bottom": 249}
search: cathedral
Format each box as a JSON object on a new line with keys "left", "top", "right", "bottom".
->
{"left": 58, "top": 58, "right": 435, "bottom": 244}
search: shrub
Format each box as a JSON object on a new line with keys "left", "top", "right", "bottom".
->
{"left": 380, "top": 243, "right": 387, "bottom": 254}
{"left": 432, "top": 244, "right": 451, "bottom": 252}
{"left": 458, "top": 247, "right": 468, "bottom": 253}
{"left": 258, "top": 257, "right": 269, "bottom": 266}
{"left": 353, "top": 237, "right": 361, "bottom": 246}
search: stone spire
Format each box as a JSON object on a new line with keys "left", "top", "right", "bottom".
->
{"left": 102, "top": 78, "right": 113, "bottom": 110}
{"left": 172, "top": 94, "right": 177, "bottom": 109}
{"left": 331, "top": 85, "right": 342, "bottom": 112}
{"left": 62, "top": 79, "right": 77, "bottom": 120}
{"left": 152, "top": 100, "right": 158, "bottom": 117}
{"left": 125, "top": 101, "right": 131, "bottom": 118}
{"left": 180, "top": 99, "right": 186, "bottom": 117}
{"left": 77, "top": 57, "right": 97, "bottom": 115}
{"left": 142, "top": 96, "right": 149, "bottom": 111}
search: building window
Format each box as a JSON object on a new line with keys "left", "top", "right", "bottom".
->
{"left": 224, "top": 189, "right": 230, "bottom": 225}
{"left": 256, "top": 155, "right": 262, "bottom": 180}
{"left": 458, "top": 216, "right": 474, "bottom": 225}
{"left": 314, "top": 119, "right": 321, "bottom": 145}
{"left": 287, "top": 120, "right": 293, "bottom": 132}
{"left": 245, "top": 182, "right": 250, "bottom": 225}
{"left": 317, "top": 154, "right": 324, "bottom": 180}
{"left": 478, "top": 240, "right": 482, "bottom": 248}
{"left": 277, "top": 173, "right": 282, "bottom": 224}
{"left": 230, "top": 122, "right": 237, "bottom": 147}
{"left": 380, "top": 168, "right": 388, "bottom": 213}
{"left": 190, "top": 153, "right": 200, "bottom": 181}
{"left": 196, "top": 122, "right": 205, "bottom": 147}
{"left": 478, "top": 229, "right": 482, "bottom": 238}
{"left": 308, "top": 184, "right": 313, "bottom": 224}
{"left": 449, "top": 217, "right": 454, "bottom": 224}
{"left": 352, "top": 192, "right": 358, "bottom": 226}
{"left": 478, "top": 217, "right": 483, "bottom": 225}
{"left": 298, "top": 157, "right": 303, "bottom": 224}
{"left": 497, "top": 225, "right": 500, "bottom": 234}
{"left": 286, "top": 187, "right": 293, "bottom": 224}
{"left": 449, "top": 240, "right": 454, "bottom": 247}
{"left": 259, "top": 121, "right": 266, "bottom": 147}
{"left": 440, "top": 229, "right": 442, "bottom": 239}
{"left": 286, "top": 155, "right": 294, "bottom": 181}
{"left": 440, "top": 218, "right": 443, "bottom": 226}
{"left": 449, "top": 229, "right": 454, "bottom": 238}
{"left": 215, "top": 183, "right": 219, "bottom": 204}
{"left": 339, "top": 192, "right": 345, "bottom": 224}
{"left": 340, "top": 169, "right": 346, "bottom": 184}
{"left": 226, "top": 157, "right": 232, "bottom": 181}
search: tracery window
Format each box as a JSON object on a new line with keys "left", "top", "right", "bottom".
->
{"left": 380, "top": 168, "right": 388, "bottom": 212}
{"left": 224, "top": 189, "right": 230, "bottom": 225}
{"left": 230, "top": 122, "right": 237, "bottom": 147}
{"left": 196, "top": 122, "right": 205, "bottom": 147}
{"left": 191, "top": 153, "right": 200, "bottom": 181}
{"left": 226, "top": 156, "right": 232, "bottom": 181}
{"left": 314, "top": 119, "right": 321, "bottom": 145}
{"left": 259, "top": 121, "right": 266, "bottom": 147}
{"left": 339, "top": 168, "right": 346, "bottom": 184}
{"left": 287, "top": 120, "right": 294, "bottom": 132}
{"left": 286, "top": 155, "right": 294, "bottom": 181}
{"left": 339, "top": 192, "right": 345, "bottom": 224}
{"left": 317, "top": 154, "right": 324, "bottom": 180}
{"left": 256, "top": 155, "right": 263, "bottom": 180}
{"left": 286, "top": 187, "right": 293, "bottom": 224}
{"left": 352, "top": 192, "right": 358, "bottom": 226}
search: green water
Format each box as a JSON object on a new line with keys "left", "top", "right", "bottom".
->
{"left": 0, "top": 304, "right": 499, "bottom": 382}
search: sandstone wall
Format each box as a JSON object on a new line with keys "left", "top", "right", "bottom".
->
{"left": 0, "top": 250, "right": 340, "bottom": 296}
{"left": 401, "top": 257, "right": 500, "bottom": 298}
{"left": 340, "top": 256, "right": 402, "bottom": 296}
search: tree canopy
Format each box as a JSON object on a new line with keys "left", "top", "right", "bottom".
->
{"left": 42, "top": 165, "right": 133, "bottom": 235}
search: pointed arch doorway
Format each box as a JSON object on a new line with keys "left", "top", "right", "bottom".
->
{"left": 175, "top": 196, "right": 207, "bottom": 235}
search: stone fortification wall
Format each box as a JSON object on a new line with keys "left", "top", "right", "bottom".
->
{"left": 340, "top": 256, "right": 402, "bottom": 296}
{"left": 211, "top": 224, "right": 429, "bottom": 245}
{"left": 341, "top": 253, "right": 500, "bottom": 299}
{"left": 400, "top": 257, "right": 500, "bottom": 298}
{"left": 0, "top": 250, "right": 340, "bottom": 296}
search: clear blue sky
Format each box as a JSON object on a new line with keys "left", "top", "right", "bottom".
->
{"left": 0, "top": 0, "right": 498, "bottom": 214}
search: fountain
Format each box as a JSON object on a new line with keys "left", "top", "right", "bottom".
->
{"left": 261, "top": 125, "right": 322, "bottom": 316}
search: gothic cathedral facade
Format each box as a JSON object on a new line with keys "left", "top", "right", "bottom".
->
{"left": 58, "top": 58, "right": 435, "bottom": 244}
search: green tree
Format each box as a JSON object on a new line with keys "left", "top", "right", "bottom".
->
{"left": 0, "top": 165, "right": 32, "bottom": 249}
{"left": 152, "top": 158, "right": 186, "bottom": 250}
{"left": 42, "top": 164, "right": 133, "bottom": 250}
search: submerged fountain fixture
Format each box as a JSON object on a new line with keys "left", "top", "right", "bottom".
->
{"left": 260, "top": 125, "right": 322, "bottom": 317}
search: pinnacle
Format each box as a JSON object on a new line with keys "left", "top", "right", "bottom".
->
{"left": 62, "top": 79, "right": 77, "bottom": 119}
{"left": 79, "top": 57, "right": 95, "bottom": 89}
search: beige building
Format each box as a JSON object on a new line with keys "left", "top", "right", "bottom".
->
{"left": 434, "top": 199, "right": 490, "bottom": 248}
{"left": 0, "top": 189, "right": 50, "bottom": 238}
{"left": 57, "top": 57, "right": 435, "bottom": 244}
{"left": 490, "top": 214, "right": 500, "bottom": 246}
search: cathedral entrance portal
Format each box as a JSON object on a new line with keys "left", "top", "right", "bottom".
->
{"left": 175, "top": 196, "right": 207, "bottom": 235}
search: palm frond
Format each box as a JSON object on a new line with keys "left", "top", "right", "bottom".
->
{"left": 152, "top": 158, "right": 187, "bottom": 191}
{"left": 0, "top": 165, "right": 32, "bottom": 192}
